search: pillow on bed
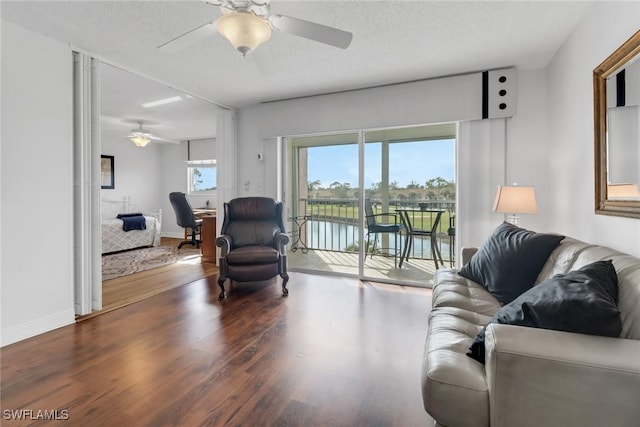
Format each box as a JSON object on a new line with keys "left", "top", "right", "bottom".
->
{"left": 467, "top": 260, "right": 621, "bottom": 363}
{"left": 459, "top": 222, "right": 565, "bottom": 305}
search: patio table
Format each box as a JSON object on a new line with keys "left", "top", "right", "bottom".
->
{"left": 395, "top": 209, "right": 445, "bottom": 269}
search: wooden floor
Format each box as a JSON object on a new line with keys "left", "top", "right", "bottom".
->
{"left": 1, "top": 272, "right": 434, "bottom": 426}
{"left": 83, "top": 238, "right": 218, "bottom": 319}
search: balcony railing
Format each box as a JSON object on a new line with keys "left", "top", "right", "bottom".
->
{"left": 289, "top": 198, "right": 455, "bottom": 263}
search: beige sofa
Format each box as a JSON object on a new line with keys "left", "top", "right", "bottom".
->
{"left": 421, "top": 237, "right": 640, "bottom": 427}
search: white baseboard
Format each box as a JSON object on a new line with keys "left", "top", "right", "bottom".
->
{"left": 1, "top": 309, "right": 75, "bottom": 347}
{"left": 161, "top": 232, "right": 184, "bottom": 239}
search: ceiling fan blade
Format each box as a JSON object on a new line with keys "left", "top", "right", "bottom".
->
{"left": 157, "top": 22, "right": 218, "bottom": 53}
{"left": 270, "top": 15, "right": 352, "bottom": 49}
{"left": 149, "top": 134, "right": 181, "bottom": 144}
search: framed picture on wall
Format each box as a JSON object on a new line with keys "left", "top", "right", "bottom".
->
{"left": 101, "top": 155, "right": 115, "bottom": 189}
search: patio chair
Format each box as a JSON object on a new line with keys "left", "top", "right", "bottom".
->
{"left": 364, "top": 199, "right": 401, "bottom": 266}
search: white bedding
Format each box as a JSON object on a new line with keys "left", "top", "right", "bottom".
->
{"left": 101, "top": 197, "right": 162, "bottom": 254}
{"left": 101, "top": 216, "right": 161, "bottom": 254}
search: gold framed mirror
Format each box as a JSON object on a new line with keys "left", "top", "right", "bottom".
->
{"left": 595, "top": 30, "right": 640, "bottom": 218}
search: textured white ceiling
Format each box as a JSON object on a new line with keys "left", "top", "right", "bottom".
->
{"left": 1, "top": 1, "right": 593, "bottom": 108}
{"left": 100, "top": 63, "right": 222, "bottom": 142}
{"left": 1, "top": 1, "right": 594, "bottom": 140}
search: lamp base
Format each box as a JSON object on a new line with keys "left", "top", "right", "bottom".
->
{"left": 506, "top": 215, "right": 520, "bottom": 226}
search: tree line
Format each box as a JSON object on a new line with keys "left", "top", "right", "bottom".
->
{"left": 307, "top": 177, "right": 455, "bottom": 201}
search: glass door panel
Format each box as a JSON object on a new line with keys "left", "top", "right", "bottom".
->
{"left": 362, "top": 126, "right": 456, "bottom": 286}
{"left": 286, "top": 133, "right": 360, "bottom": 276}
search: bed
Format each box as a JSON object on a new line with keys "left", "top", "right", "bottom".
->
{"left": 101, "top": 197, "right": 162, "bottom": 254}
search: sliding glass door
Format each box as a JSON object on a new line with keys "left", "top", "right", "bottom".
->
{"left": 286, "top": 133, "right": 361, "bottom": 275}
{"left": 285, "top": 124, "right": 456, "bottom": 287}
{"left": 362, "top": 126, "right": 456, "bottom": 286}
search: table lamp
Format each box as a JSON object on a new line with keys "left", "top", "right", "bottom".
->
{"left": 493, "top": 184, "right": 538, "bottom": 226}
{"left": 607, "top": 183, "right": 640, "bottom": 198}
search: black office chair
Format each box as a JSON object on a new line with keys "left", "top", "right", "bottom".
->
{"left": 364, "top": 199, "right": 401, "bottom": 266}
{"left": 169, "top": 192, "right": 202, "bottom": 249}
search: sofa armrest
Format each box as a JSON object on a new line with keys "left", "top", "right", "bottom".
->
{"left": 461, "top": 247, "right": 478, "bottom": 265}
{"left": 484, "top": 324, "right": 640, "bottom": 427}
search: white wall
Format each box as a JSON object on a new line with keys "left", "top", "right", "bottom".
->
{"left": 159, "top": 140, "right": 218, "bottom": 238}
{"left": 506, "top": 68, "right": 551, "bottom": 233}
{"left": 100, "top": 132, "right": 163, "bottom": 214}
{"left": 160, "top": 143, "right": 189, "bottom": 237}
{"left": 101, "top": 135, "right": 217, "bottom": 239}
{"left": 1, "top": 21, "right": 75, "bottom": 345}
{"left": 546, "top": 1, "right": 640, "bottom": 256}
{"left": 235, "top": 69, "right": 547, "bottom": 250}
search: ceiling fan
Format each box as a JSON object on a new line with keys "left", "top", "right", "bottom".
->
{"left": 128, "top": 122, "right": 179, "bottom": 147}
{"left": 157, "top": 0, "right": 353, "bottom": 56}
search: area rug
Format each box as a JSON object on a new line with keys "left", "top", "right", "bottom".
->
{"left": 102, "top": 245, "right": 201, "bottom": 281}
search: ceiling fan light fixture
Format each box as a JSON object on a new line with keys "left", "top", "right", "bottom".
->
{"left": 129, "top": 133, "right": 151, "bottom": 147}
{"left": 216, "top": 11, "right": 271, "bottom": 56}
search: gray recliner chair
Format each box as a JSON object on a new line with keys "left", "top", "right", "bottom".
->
{"left": 216, "top": 197, "right": 290, "bottom": 299}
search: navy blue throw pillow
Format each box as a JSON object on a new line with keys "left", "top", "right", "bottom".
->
{"left": 467, "top": 260, "right": 621, "bottom": 363}
{"left": 459, "top": 222, "right": 565, "bottom": 305}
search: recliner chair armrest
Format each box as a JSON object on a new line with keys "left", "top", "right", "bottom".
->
{"left": 484, "top": 324, "right": 640, "bottom": 427}
{"left": 216, "top": 234, "right": 232, "bottom": 257}
{"left": 275, "top": 233, "right": 290, "bottom": 253}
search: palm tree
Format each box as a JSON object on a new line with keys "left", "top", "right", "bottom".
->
{"left": 308, "top": 180, "right": 321, "bottom": 191}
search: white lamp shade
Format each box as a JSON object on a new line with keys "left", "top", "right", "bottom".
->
{"left": 608, "top": 183, "right": 640, "bottom": 198}
{"left": 216, "top": 12, "right": 271, "bottom": 55}
{"left": 493, "top": 185, "right": 538, "bottom": 214}
{"left": 130, "top": 134, "right": 151, "bottom": 147}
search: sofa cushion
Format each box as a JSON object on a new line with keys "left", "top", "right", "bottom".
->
{"left": 432, "top": 269, "right": 502, "bottom": 317}
{"left": 227, "top": 245, "right": 280, "bottom": 265}
{"left": 459, "top": 222, "right": 565, "bottom": 305}
{"left": 467, "top": 260, "right": 622, "bottom": 363}
{"left": 423, "top": 306, "right": 492, "bottom": 427}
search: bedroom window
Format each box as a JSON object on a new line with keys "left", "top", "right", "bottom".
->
{"left": 187, "top": 159, "right": 217, "bottom": 194}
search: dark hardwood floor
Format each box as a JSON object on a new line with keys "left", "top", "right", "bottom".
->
{"left": 1, "top": 272, "right": 434, "bottom": 426}
{"left": 88, "top": 237, "right": 218, "bottom": 319}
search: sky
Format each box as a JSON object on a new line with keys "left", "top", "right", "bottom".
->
{"left": 306, "top": 139, "right": 455, "bottom": 188}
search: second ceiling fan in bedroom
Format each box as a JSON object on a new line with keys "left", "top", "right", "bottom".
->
{"left": 128, "top": 122, "right": 178, "bottom": 147}
{"left": 158, "top": 0, "right": 353, "bottom": 56}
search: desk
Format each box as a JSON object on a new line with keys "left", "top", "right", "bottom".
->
{"left": 200, "top": 215, "right": 217, "bottom": 263}
{"left": 396, "top": 209, "right": 444, "bottom": 269}
{"left": 190, "top": 209, "right": 216, "bottom": 241}
{"left": 193, "top": 208, "right": 216, "bottom": 218}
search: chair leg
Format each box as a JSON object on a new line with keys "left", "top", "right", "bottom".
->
{"left": 364, "top": 231, "right": 371, "bottom": 260}
{"left": 399, "top": 232, "right": 411, "bottom": 268}
{"left": 218, "top": 276, "right": 226, "bottom": 299}
{"left": 431, "top": 235, "right": 444, "bottom": 270}
{"left": 281, "top": 273, "right": 289, "bottom": 296}
{"left": 371, "top": 234, "right": 379, "bottom": 258}
{"left": 449, "top": 235, "right": 454, "bottom": 267}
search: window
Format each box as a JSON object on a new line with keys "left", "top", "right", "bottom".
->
{"left": 187, "top": 159, "right": 217, "bottom": 194}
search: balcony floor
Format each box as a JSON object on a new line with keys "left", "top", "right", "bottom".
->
{"left": 288, "top": 249, "right": 446, "bottom": 287}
